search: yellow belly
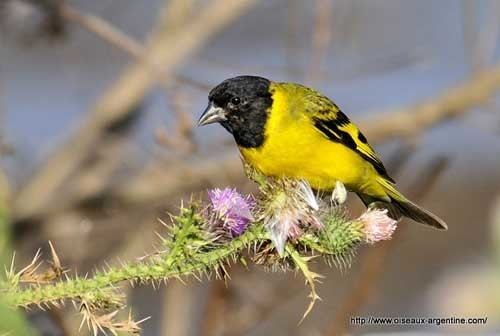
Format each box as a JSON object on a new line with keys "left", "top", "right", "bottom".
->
{"left": 238, "top": 86, "right": 388, "bottom": 199}
{"left": 239, "top": 115, "right": 377, "bottom": 193}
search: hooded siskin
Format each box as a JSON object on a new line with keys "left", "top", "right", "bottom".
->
{"left": 198, "top": 75, "right": 447, "bottom": 230}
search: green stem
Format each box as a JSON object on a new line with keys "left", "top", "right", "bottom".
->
{"left": 4, "top": 225, "right": 266, "bottom": 308}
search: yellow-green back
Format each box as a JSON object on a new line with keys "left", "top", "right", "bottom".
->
{"left": 239, "top": 81, "right": 391, "bottom": 199}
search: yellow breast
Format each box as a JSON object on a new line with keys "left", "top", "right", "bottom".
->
{"left": 239, "top": 85, "right": 375, "bottom": 192}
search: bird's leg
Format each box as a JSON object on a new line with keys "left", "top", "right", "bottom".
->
{"left": 331, "top": 181, "right": 347, "bottom": 206}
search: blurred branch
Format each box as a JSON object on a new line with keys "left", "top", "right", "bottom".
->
{"left": 327, "top": 157, "right": 449, "bottom": 336}
{"left": 156, "top": 86, "right": 198, "bottom": 155}
{"left": 13, "top": 0, "right": 259, "bottom": 222}
{"left": 148, "top": 0, "right": 194, "bottom": 41}
{"left": 200, "top": 280, "right": 227, "bottom": 336}
{"left": 113, "top": 153, "right": 244, "bottom": 207}
{"left": 161, "top": 281, "right": 209, "bottom": 336}
{"left": 61, "top": 4, "right": 142, "bottom": 58}
{"left": 60, "top": 3, "right": 211, "bottom": 91}
{"left": 361, "top": 63, "right": 500, "bottom": 142}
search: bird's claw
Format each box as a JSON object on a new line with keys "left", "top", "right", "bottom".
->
{"left": 331, "top": 181, "right": 347, "bottom": 206}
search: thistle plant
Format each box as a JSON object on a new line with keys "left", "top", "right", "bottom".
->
{"left": 0, "top": 173, "right": 398, "bottom": 335}
{"left": 206, "top": 188, "right": 255, "bottom": 236}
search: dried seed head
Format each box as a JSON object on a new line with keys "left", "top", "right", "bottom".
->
{"left": 260, "top": 179, "right": 323, "bottom": 255}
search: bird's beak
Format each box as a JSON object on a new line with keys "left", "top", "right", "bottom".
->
{"left": 198, "top": 103, "right": 227, "bottom": 126}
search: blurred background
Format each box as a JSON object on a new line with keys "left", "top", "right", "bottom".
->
{"left": 1, "top": 0, "right": 500, "bottom": 335}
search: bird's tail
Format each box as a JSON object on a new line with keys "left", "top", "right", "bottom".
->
{"left": 361, "top": 177, "right": 448, "bottom": 230}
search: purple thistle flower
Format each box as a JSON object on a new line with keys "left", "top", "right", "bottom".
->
{"left": 207, "top": 188, "right": 255, "bottom": 236}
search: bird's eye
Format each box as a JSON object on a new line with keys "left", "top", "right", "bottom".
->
{"left": 231, "top": 97, "right": 241, "bottom": 105}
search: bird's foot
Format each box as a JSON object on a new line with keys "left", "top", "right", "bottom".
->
{"left": 331, "top": 181, "right": 347, "bottom": 206}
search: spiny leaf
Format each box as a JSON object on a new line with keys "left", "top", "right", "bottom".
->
{"left": 286, "top": 244, "right": 324, "bottom": 323}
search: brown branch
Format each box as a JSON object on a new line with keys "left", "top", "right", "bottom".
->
{"left": 61, "top": 4, "right": 143, "bottom": 59}
{"left": 13, "top": 0, "right": 259, "bottom": 222}
{"left": 360, "top": 64, "right": 500, "bottom": 142}
{"left": 60, "top": 3, "right": 211, "bottom": 91}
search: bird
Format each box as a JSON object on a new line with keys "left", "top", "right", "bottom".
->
{"left": 198, "top": 75, "right": 447, "bottom": 230}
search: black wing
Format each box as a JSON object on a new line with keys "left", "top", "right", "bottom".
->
{"left": 312, "top": 111, "right": 395, "bottom": 183}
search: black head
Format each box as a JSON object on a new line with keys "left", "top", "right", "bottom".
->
{"left": 198, "top": 76, "right": 272, "bottom": 148}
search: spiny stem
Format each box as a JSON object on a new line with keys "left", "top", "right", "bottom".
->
{"left": 3, "top": 225, "right": 266, "bottom": 308}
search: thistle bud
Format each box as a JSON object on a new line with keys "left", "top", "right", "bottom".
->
{"left": 359, "top": 209, "right": 397, "bottom": 244}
